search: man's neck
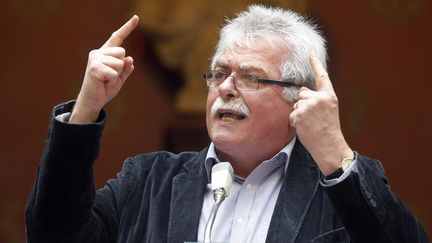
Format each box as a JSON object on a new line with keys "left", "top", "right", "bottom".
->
{"left": 215, "top": 139, "right": 295, "bottom": 178}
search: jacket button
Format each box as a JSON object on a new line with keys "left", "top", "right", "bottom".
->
{"left": 360, "top": 180, "right": 366, "bottom": 190}
{"left": 369, "top": 198, "right": 377, "bottom": 207}
{"left": 365, "top": 190, "right": 372, "bottom": 199}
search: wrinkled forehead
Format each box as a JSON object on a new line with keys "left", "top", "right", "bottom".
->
{"left": 212, "top": 34, "right": 290, "bottom": 69}
{"left": 212, "top": 36, "right": 290, "bottom": 76}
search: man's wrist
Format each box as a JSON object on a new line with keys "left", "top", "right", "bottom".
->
{"left": 69, "top": 104, "right": 101, "bottom": 124}
{"left": 326, "top": 152, "right": 355, "bottom": 179}
{"left": 70, "top": 111, "right": 99, "bottom": 124}
{"left": 318, "top": 145, "right": 354, "bottom": 176}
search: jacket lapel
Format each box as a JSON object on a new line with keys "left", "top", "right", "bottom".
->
{"left": 266, "top": 140, "right": 321, "bottom": 243}
{"left": 167, "top": 148, "right": 209, "bottom": 243}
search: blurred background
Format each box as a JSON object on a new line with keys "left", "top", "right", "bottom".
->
{"left": 1, "top": 0, "right": 431, "bottom": 242}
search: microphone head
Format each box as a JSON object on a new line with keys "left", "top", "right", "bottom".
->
{"left": 211, "top": 162, "right": 234, "bottom": 197}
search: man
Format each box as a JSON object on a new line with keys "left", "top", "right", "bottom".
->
{"left": 26, "top": 5, "right": 428, "bottom": 243}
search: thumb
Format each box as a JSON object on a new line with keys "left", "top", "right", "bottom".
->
{"left": 119, "top": 56, "right": 134, "bottom": 84}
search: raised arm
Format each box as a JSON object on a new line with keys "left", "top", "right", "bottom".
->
{"left": 26, "top": 16, "right": 140, "bottom": 243}
{"left": 70, "top": 15, "right": 139, "bottom": 124}
{"left": 289, "top": 54, "right": 353, "bottom": 176}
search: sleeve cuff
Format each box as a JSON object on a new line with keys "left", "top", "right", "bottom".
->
{"left": 55, "top": 112, "right": 71, "bottom": 123}
{"left": 52, "top": 100, "right": 105, "bottom": 124}
{"left": 320, "top": 152, "right": 359, "bottom": 187}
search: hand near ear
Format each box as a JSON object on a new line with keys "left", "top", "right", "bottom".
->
{"left": 290, "top": 55, "right": 353, "bottom": 176}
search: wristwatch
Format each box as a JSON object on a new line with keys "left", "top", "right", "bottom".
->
{"left": 340, "top": 154, "right": 355, "bottom": 172}
{"left": 326, "top": 153, "right": 355, "bottom": 179}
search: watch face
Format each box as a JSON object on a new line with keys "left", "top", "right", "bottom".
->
{"left": 341, "top": 158, "right": 353, "bottom": 171}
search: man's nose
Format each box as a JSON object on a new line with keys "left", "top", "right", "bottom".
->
{"left": 217, "top": 76, "right": 240, "bottom": 99}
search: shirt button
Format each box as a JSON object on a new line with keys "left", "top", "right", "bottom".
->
{"left": 237, "top": 217, "right": 244, "bottom": 224}
{"left": 246, "top": 184, "right": 253, "bottom": 190}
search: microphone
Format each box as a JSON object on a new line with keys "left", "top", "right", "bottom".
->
{"left": 203, "top": 162, "right": 234, "bottom": 243}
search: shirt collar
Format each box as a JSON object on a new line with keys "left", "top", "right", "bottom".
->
{"left": 204, "top": 136, "right": 297, "bottom": 182}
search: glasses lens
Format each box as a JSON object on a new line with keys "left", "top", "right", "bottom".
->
{"left": 214, "top": 71, "right": 226, "bottom": 82}
{"left": 236, "top": 73, "right": 258, "bottom": 90}
{"left": 204, "top": 71, "right": 260, "bottom": 90}
{"left": 205, "top": 71, "right": 227, "bottom": 88}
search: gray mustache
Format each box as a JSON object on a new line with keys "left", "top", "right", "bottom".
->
{"left": 211, "top": 97, "right": 250, "bottom": 118}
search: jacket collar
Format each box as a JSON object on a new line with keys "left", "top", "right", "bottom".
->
{"left": 167, "top": 140, "right": 320, "bottom": 243}
{"left": 167, "top": 147, "right": 209, "bottom": 243}
{"left": 266, "top": 139, "right": 321, "bottom": 243}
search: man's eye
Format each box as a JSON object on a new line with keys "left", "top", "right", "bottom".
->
{"left": 214, "top": 72, "right": 226, "bottom": 80}
{"left": 240, "top": 73, "right": 256, "bottom": 82}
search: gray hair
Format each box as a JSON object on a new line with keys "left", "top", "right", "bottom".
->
{"left": 211, "top": 5, "right": 327, "bottom": 102}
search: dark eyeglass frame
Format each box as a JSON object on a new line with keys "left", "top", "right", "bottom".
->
{"left": 203, "top": 70, "right": 301, "bottom": 90}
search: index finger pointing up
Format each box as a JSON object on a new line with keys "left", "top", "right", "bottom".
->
{"left": 102, "top": 15, "right": 139, "bottom": 48}
{"left": 309, "top": 54, "right": 334, "bottom": 92}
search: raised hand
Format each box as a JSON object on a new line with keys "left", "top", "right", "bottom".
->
{"left": 70, "top": 15, "right": 139, "bottom": 124}
{"left": 289, "top": 55, "right": 353, "bottom": 176}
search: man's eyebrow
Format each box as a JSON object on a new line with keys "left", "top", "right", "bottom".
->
{"left": 239, "top": 63, "right": 267, "bottom": 74}
{"left": 214, "top": 60, "right": 268, "bottom": 74}
{"left": 214, "top": 59, "right": 229, "bottom": 68}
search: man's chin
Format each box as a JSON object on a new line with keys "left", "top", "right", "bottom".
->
{"left": 211, "top": 134, "right": 240, "bottom": 150}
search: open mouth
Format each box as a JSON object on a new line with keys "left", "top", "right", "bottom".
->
{"left": 218, "top": 110, "right": 247, "bottom": 122}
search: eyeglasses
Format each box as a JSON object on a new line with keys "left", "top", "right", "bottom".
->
{"left": 203, "top": 70, "right": 300, "bottom": 91}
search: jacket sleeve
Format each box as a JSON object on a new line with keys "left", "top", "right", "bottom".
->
{"left": 323, "top": 153, "right": 429, "bottom": 243}
{"left": 25, "top": 101, "right": 136, "bottom": 243}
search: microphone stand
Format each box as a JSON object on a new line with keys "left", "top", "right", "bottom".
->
{"left": 203, "top": 188, "right": 226, "bottom": 243}
{"left": 203, "top": 162, "right": 233, "bottom": 243}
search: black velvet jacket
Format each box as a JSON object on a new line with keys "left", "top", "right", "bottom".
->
{"left": 25, "top": 101, "right": 429, "bottom": 243}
